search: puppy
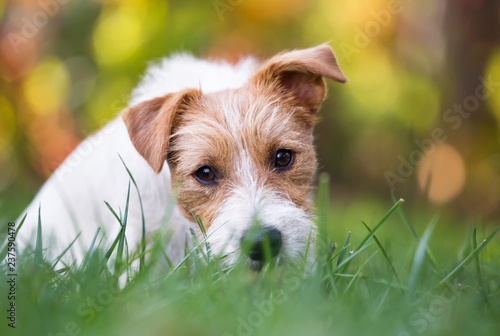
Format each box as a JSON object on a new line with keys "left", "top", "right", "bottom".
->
{"left": 18, "top": 44, "right": 347, "bottom": 270}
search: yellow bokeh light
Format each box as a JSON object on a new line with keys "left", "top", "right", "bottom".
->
{"left": 307, "top": 0, "right": 396, "bottom": 46}
{"left": 92, "top": 4, "right": 145, "bottom": 66}
{"left": 22, "top": 57, "right": 70, "bottom": 116}
{"left": 469, "top": 156, "right": 500, "bottom": 214}
{"left": 320, "top": 0, "right": 390, "bottom": 34}
{"left": 0, "top": 143, "right": 16, "bottom": 192}
{"left": 0, "top": 95, "right": 16, "bottom": 148}
{"left": 240, "top": 0, "right": 308, "bottom": 21}
{"left": 485, "top": 48, "right": 500, "bottom": 124}
{"left": 343, "top": 48, "right": 402, "bottom": 118}
{"left": 396, "top": 75, "right": 440, "bottom": 133}
{"left": 0, "top": 2, "right": 5, "bottom": 20}
{"left": 417, "top": 143, "right": 466, "bottom": 204}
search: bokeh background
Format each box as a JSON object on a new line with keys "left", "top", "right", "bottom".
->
{"left": 0, "top": 0, "right": 499, "bottom": 224}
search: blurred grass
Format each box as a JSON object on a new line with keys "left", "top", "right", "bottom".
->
{"left": 1, "top": 176, "right": 499, "bottom": 336}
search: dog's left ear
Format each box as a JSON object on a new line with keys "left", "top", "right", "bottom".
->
{"left": 253, "top": 44, "right": 347, "bottom": 113}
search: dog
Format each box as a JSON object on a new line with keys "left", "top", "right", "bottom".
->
{"left": 18, "top": 44, "right": 347, "bottom": 270}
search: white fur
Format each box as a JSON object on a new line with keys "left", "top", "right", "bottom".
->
{"left": 206, "top": 149, "right": 316, "bottom": 268}
{"left": 18, "top": 54, "right": 260, "bottom": 265}
{"left": 130, "top": 54, "right": 258, "bottom": 105}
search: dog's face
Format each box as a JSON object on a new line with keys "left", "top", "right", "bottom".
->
{"left": 123, "top": 44, "right": 346, "bottom": 269}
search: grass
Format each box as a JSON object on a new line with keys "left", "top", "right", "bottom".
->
{"left": 1, "top": 174, "right": 500, "bottom": 336}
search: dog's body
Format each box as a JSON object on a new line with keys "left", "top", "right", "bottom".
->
{"left": 19, "top": 45, "right": 346, "bottom": 269}
{"left": 18, "top": 55, "right": 259, "bottom": 264}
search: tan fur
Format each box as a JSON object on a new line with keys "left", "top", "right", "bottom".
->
{"left": 252, "top": 44, "right": 348, "bottom": 113}
{"left": 123, "top": 44, "right": 346, "bottom": 230}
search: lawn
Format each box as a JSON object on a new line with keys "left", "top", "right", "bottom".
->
{"left": 1, "top": 175, "right": 499, "bottom": 336}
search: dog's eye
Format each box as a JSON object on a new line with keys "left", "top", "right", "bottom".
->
{"left": 194, "top": 166, "right": 217, "bottom": 183}
{"left": 274, "top": 149, "right": 294, "bottom": 169}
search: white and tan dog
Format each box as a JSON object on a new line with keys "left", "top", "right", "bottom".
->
{"left": 18, "top": 44, "right": 347, "bottom": 269}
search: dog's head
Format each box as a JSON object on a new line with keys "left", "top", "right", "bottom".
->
{"left": 123, "top": 44, "right": 346, "bottom": 269}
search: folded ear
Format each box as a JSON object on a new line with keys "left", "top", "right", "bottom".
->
{"left": 122, "top": 89, "right": 201, "bottom": 173}
{"left": 252, "top": 44, "right": 347, "bottom": 113}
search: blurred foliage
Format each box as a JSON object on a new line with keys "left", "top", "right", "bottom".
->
{"left": 0, "top": 0, "right": 499, "bottom": 221}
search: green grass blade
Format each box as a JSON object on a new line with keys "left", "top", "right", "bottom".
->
{"left": 35, "top": 204, "right": 43, "bottom": 264}
{"left": 14, "top": 213, "right": 27, "bottom": 239}
{"left": 52, "top": 233, "right": 81, "bottom": 267}
{"left": 192, "top": 212, "right": 207, "bottom": 237}
{"left": 472, "top": 228, "right": 488, "bottom": 300}
{"left": 344, "top": 250, "right": 379, "bottom": 293}
{"left": 301, "top": 223, "right": 315, "bottom": 273}
{"left": 0, "top": 213, "right": 27, "bottom": 261}
{"left": 316, "top": 173, "right": 330, "bottom": 259}
{"left": 335, "top": 242, "right": 372, "bottom": 272}
{"left": 192, "top": 212, "right": 211, "bottom": 261}
{"left": 337, "top": 231, "right": 351, "bottom": 267}
{"left": 341, "top": 250, "right": 353, "bottom": 275}
{"left": 356, "top": 198, "right": 404, "bottom": 250}
{"left": 161, "top": 223, "right": 227, "bottom": 277}
{"left": 438, "top": 226, "right": 500, "bottom": 286}
{"left": 104, "top": 233, "right": 121, "bottom": 262}
{"left": 189, "top": 227, "right": 206, "bottom": 267}
{"left": 105, "top": 201, "right": 124, "bottom": 228}
{"left": 391, "top": 192, "right": 418, "bottom": 239}
{"left": 362, "top": 221, "right": 400, "bottom": 284}
{"left": 391, "top": 192, "right": 438, "bottom": 270}
{"left": 328, "top": 245, "right": 348, "bottom": 264}
{"left": 118, "top": 154, "right": 146, "bottom": 272}
{"left": 80, "top": 228, "right": 101, "bottom": 271}
{"left": 103, "top": 199, "right": 127, "bottom": 263}
{"left": 115, "top": 181, "right": 131, "bottom": 274}
{"left": 407, "top": 216, "right": 436, "bottom": 297}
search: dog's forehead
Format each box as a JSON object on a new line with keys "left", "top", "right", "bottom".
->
{"left": 169, "top": 88, "right": 314, "bottom": 174}
{"left": 176, "top": 90, "right": 307, "bottom": 147}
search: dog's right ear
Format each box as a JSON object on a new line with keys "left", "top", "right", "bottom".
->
{"left": 252, "top": 44, "right": 347, "bottom": 114}
{"left": 122, "top": 89, "right": 201, "bottom": 173}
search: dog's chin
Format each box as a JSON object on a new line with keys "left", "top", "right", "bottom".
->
{"left": 248, "top": 259, "right": 265, "bottom": 271}
{"left": 239, "top": 258, "right": 282, "bottom": 272}
{"left": 240, "top": 254, "right": 291, "bottom": 272}
{"left": 218, "top": 253, "right": 264, "bottom": 271}
{"left": 218, "top": 251, "right": 280, "bottom": 272}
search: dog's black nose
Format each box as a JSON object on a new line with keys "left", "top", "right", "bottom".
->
{"left": 241, "top": 227, "right": 282, "bottom": 262}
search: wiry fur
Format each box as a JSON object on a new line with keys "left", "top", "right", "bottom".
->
{"left": 18, "top": 44, "right": 346, "bottom": 269}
